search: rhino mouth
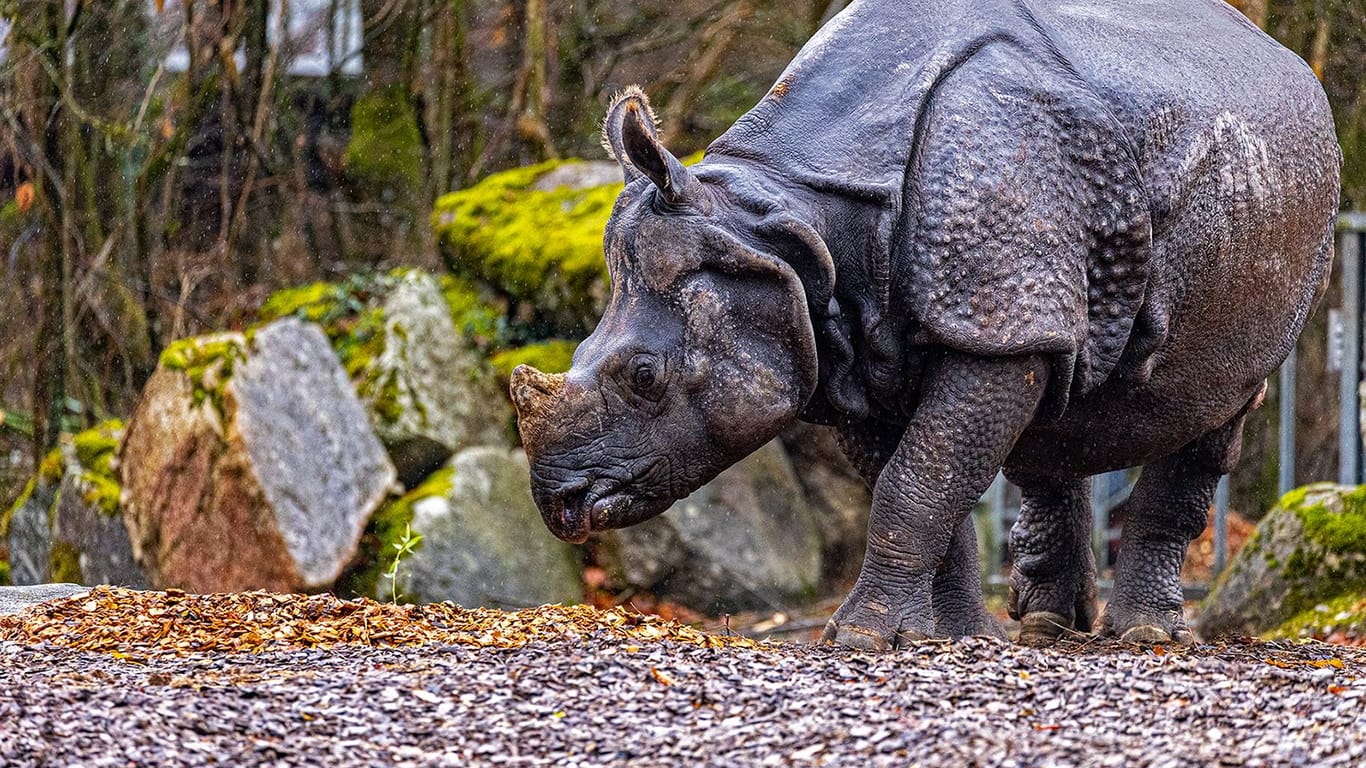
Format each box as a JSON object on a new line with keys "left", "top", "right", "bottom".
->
{"left": 542, "top": 483, "right": 596, "bottom": 544}
{"left": 537, "top": 460, "right": 674, "bottom": 543}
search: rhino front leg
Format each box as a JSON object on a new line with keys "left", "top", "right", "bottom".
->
{"left": 822, "top": 352, "right": 1048, "bottom": 650}
{"left": 1101, "top": 411, "right": 1247, "bottom": 645}
{"left": 1006, "top": 475, "right": 1097, "bottom": 645}
{"left": 835, "top": 422, "right": 1002, "bottom": 638}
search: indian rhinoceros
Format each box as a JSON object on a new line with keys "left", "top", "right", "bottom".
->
{"left": 509, "top": 0, "right": 1341, "bottom": 649}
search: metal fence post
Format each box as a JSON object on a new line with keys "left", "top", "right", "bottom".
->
{"left": 1278, "top": 348, "right": 1297, "bottom": 498}
{"left": 1213, "top": 475, "right": 1230, "bottom": 575}
{"left": 1338, "top": 216, "right": 1365, "bottom": 486}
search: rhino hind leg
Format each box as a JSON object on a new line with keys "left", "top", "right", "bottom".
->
{"left": 933, "top": 515, "right": 1006, "bottom": 639}
{"left": 1006, "top": 475, "right": 1097, "bottom": 646}
{"left": 1101, "top": 411, "right": 1248, "bottom": 645}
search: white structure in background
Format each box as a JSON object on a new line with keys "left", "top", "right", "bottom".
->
{"left": 156, "top": 0, "right": 364, "bottom": 77}
{"left": 0, "top": 2, "right": 362, "bottom": 76}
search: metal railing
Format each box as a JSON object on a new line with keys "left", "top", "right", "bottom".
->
{"left": 980, "top": 212, "right": 1366, "bottom": 592}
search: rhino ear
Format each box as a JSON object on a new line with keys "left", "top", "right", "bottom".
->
{"left": 601, "top": 86, "right": 697, "bottom": 205}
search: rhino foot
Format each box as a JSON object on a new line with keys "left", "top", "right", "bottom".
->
{"left": 1100, "top": 607, "right": 1196, "bottom": 646}
{"left": 939, "top": 609, "right": 1006, "bottom": 641}
{"left": 1007, "top": 475, "right": 1096, "bottom": 647}
{"left": 1016, "top": 611, "right": 1077, "bottom": 646}
{"left": 1008, "top": 571, "right": 1097, "bottom": 646}
{"left": 820, "top": 583, "right": 935, "bottom": 651}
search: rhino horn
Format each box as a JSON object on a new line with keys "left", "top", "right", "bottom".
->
{"left": 510, "top": 365, "right": 565, "bottom": 421}
{"left": 510, "top": 364, "right": 575, "bottom": 453}
{"left": 601, "top": 85, "right": 699, "bottom": 206}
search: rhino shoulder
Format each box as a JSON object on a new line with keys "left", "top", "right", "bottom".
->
{"left": 904, "top": 43, "right": 1154, "bottom": 413}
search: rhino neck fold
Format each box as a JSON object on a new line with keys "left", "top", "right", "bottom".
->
{"left": 692, "top": 157, "right": 912, "bottom": 428}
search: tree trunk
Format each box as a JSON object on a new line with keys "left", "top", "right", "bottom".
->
{"left": 350, "top": 0, "right": 424, "bottom": 262}
{"left": 662, "top": 0, "right": 756, "bottom": 132}
{"left": 13, "top": 0, "right": 69, "bottom": 465}
{"left": 1230, "top": 0, "right": 1270, "bottom": 29}
{"left": 427, "top": 0, "right": 478, "bottom": 196}
{"left": 511, "top": 0, "right": 558, "bottom": 162}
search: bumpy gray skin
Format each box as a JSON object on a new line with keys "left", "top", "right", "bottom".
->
{"left": 511, "top": 0, "right": 1341, "bottom": 650}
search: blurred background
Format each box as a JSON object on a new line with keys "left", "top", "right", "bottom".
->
{"left": 0, "top": 1, "right": 1364, "bottom": 641}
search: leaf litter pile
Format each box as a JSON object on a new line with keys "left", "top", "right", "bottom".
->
{"left": 3, "top": 588, "right": 1366, "bottom": 767}
{"left": 0, "top": 586, "right": 756, "bottom": 655}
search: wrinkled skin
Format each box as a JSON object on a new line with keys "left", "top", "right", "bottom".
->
{"left": 512, "top": 0, "right": 1341, "bottom": 650}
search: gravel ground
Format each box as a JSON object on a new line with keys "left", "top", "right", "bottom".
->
{"left": 3, "top": 634, "right": 1364, "bottom": 767}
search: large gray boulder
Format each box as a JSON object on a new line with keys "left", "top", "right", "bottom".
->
{"left": 609, "top": 440, "right": 824, "bottom": 613}
{"left": 780, "top": 423, "right": 871, "bottom": 583}
{"left": 1199, "top": 483, "right": 1366, "bottom": 638}
{"left": 119, "top": 318, "right": 397, "bottom": 593}
{"left": 357, "top": 271, "right": 511, "bottom": 485}
{"left": 382, "top": 447, "right": 582, "bottom": 608}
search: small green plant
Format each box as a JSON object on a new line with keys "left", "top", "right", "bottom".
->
{"left": 384, "top": 522, "right": 423, "bottom": 603}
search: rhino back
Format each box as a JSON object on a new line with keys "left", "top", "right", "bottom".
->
{"left": 707, "top": 0, "right": 1338, "bottom": 427}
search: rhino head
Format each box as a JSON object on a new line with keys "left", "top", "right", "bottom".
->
{"left": 510, "top": 87, "right": 827, "bottom": 544}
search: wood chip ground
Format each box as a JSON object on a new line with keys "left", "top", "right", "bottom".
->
{"left": 2, "top": 587, "right": 1364, "bottom": 766}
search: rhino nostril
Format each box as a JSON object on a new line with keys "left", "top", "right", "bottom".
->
{"left": 552, "top": 478, "right": 592, "bottom": 514}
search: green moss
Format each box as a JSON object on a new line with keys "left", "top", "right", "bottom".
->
{"left": 439, "top": 274, "right": 507, "bottom": 350}
{"left": 490, "top": 339, "right": 578, "bottom": 381}
{"left": 1269, "top": 591, "right": 1366, "bottom": 640}
{"left": 258, "top": 281, "right": 356, "bottom": 325}
{"left": 335, "top": 466, "right": 455, "bottom": 600}
{"left": 72, "top": 420, "right": 125, "bottom": 518}
{"left": 49, "top": 540, "right": 83, "bottom": 584}
{"left": 73, "top": 420, "right": 122, "bottom": 477}
{"left": 38, "top": 447, "right": 64, "bottom": 484}
{"left": 1293, "top": 485, "right": 1366, "bottom": 554}
{"left": 345, "top": 85, "right": 424, "bottom": 195}
{"left": 0, "top": 559, "right": 9, "bottom": 586}
{"left": 0, "top": 477, "right": 36, "bottom": 538}
{"left": 160, "top": 334, "right": 248, "bottom": 416}
{"left": 432, "top": 160, "right": 618, "bottom": 309}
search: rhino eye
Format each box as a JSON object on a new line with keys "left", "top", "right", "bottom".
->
{"left": 630, "top": 354, "right": 663, "bottom": 399}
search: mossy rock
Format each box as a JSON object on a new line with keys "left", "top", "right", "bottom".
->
{"left": 121, "top": 317, "right": 396, "bottom": 593}
{"left": 1269, "top": 591, "right": 1366, "bottom": 642}
{"left": 1199, "top": 483, "right": 1366, "bottom": 638}
{"left": 261, "top": 269, "right": 512, "bottom": 485}
{"left": 345, "top": 84, "right": 424, "bottom": 196}
{"left": 159, "top": 332, "right": 249, "bottom": 423}
{"left": 432, "top": 159, "right": 621, "bottom": 336}
{"left": 489, "top": 339, "right": 578, "bottom": 382}
{"left": 3, "top": 479, "right": 54, "bottom": 586}
{"left": 335, "top": 465, "right": 455, "bottom": 602}
{"left": 368, "top": 447, "right": 583, "bottom": 608}
{"left": 1, "top": 420, "right": 145, "bottom": 587}
{"left": 606, "top": 439, "right": 824, "bottom": 614}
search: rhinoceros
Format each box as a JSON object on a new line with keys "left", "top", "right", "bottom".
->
{"left": 510, "top": 0, "right": 1341, "bottom": 649}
